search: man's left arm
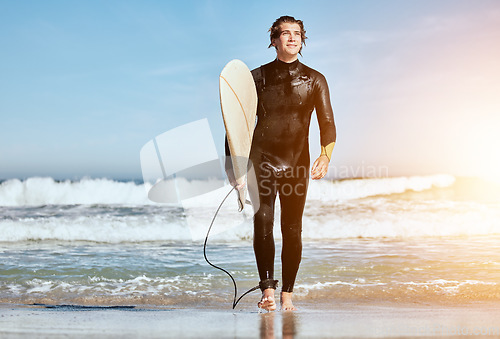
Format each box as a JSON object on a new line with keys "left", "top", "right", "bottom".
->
{"left": 311, "top": 73, "right": 336, "bottom": 180}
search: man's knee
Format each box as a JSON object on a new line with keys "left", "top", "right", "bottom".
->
{"left": 281, "top": 223, "right": 302, "bottom": 240}
{"left": 254, "top": 206, "right": 274, "bottom": 238}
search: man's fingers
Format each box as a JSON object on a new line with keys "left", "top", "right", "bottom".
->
{"left": 311, "top": 163, "right": 324, "bottom": 174}
{"left": 311, "top": 163, "right": 328, "bottom": 179}
{"left": 312, "top": 173, "right": 325, "bottom": 180}
{"left": 235, "top": 182, "right": 246, "bottom": 190}
{"left": 311, "top": 160, "right": 319, "bottom": 172}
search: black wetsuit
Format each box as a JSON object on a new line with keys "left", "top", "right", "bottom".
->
{"left": 226, "top": 58, "right": 336, "bottom": 293}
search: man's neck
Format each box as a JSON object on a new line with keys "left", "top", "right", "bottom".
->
{"left": 276, "top": 54, "right": 298, "bottom": 63}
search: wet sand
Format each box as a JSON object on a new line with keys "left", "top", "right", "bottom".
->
{"left": 2, "top": 303, "right": 500, "bottom": 338}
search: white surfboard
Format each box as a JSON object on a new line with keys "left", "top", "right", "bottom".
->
{"left": 219, "top": 59, "right": 257, "bottom": 211}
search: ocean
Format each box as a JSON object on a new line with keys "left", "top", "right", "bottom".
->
{"left": 1, "top": 175, "right": 500, "bottom": 309}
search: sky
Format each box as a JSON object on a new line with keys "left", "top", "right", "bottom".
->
{"left": 1, "top": 0, "right": 499, "bottom": 181}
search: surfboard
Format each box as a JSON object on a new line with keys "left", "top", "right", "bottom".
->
{"left": 219, "top": 59, "right": 257, "bottom": 211}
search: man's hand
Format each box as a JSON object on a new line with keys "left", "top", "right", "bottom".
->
{"left": 229, "top": 177, "right": 246, "bottom": 191}
{"left": 311, "top": 155, "right": 330, "bottom": 180}
{"left": 234, "top": 181, "right": 246, "bottom": 191}
{"left": 227, "top": 168, "right": 246, "bottom": 191}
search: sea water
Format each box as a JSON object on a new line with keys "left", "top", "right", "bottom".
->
{"left": 1, "top": 175, "right": 500, "bottom": 308}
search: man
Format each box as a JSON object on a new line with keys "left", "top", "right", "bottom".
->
{"left": 227, "top": 16, "right": 336, "bottom": 311}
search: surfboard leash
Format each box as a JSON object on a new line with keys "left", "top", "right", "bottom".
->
{"left": 203, "top": 186, "right": 260, "bottom": 309}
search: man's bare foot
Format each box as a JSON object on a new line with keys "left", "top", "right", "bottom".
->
{"left": 258, "top": 288, "right": 276, "bottom": 311}
{"left": 280, "top": 292, "right": 297, "bottom": 311}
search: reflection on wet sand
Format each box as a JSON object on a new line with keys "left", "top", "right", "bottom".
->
{"left": 260, "top": 312, "right": 275, "bottom": 339}
{"left": 260, "top": 311, "right": 298, "bottom": 339}
{"left": 282, "top": 312, "right": 298, "bottom": 338}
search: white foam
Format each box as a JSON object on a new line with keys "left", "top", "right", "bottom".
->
{"left": 0, "top": 175, "right": 456, "bottom": 207}
{"left": 306, "top": 174, "right": 456, "bottom": 202}
{"left": 301, "top": 198, "right": 500, "bottom": 239}
{"left": 0, "top": 177, "right": 152, "bottom": 206}
{"left": 1, "top": 199, "right": 498, "bottom": 243}
{"left": 0, "top": 215, "right": 192, "bottom": 243}
{"left": 1, "top": 274, "right": 213, "bottom": 301}
{"left": 2, "top": 174, "right": 497, "bottom": 243}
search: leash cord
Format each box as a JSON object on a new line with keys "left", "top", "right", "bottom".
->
{"left": 203, "top": 186, "right": 260, "bottom": 309}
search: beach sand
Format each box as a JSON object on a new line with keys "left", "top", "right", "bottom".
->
{"left": 2, "top": 302, "right": 500, "bottom": 338}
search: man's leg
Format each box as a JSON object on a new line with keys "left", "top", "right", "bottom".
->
{"left": 249, "top": 166, "right": 279, "bottom": 311}
{"left": 279, "top": 174, "right": 308, "bottom": 310}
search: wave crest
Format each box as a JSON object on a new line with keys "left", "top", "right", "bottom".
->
{"left": 0, "top": 177, "right": 151, "bottom": 206}
{"left": 0, "top": 174, "right": 456, "bottom": 207}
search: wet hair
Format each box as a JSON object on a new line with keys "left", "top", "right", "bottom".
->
{"left": 268, "top": 16, "right": 307, "bottom": 54}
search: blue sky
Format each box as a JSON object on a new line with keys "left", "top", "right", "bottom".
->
{"left": 1, "top": 0, "right": 499, "bottom": 180}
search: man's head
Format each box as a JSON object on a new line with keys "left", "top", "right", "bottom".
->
{"left": 268, "top": 16, "right": 307, "bottom": 57}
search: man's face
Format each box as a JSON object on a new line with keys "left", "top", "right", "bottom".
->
{"left": 272, "top": 22, "right": 302, "bottom": 59}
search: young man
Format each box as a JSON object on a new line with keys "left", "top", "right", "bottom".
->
{"left": 227, "top": 16, "right": 336, "bottom": 311}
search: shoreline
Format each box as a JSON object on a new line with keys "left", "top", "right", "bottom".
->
{"left": 2, "top": 302, "right": 500, "bottom": 338}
